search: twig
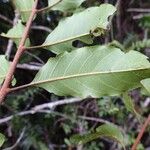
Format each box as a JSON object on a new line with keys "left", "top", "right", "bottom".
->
{"left": 0, "top": 109, "right": 116, "bottom": 131}
{"left": 0, "top": 14, "right": 13, "bottom": 25}
{"left": 143, "top": 97, "right": 150, "bottom": 108}
{"left": 127, "top": 8, "right": 150, "bottom": 13}
{"left": 0, "top": 13, "right": 52, "bottom": 33}
{"left": 5, "top": 11, "right": 20, "bottom": 59}
{"left": 0, "top": 98, "right": 123, "bottom": 134}
{"left": 24, "top": 51, "right": 45, "bottom": 64}
{"left": 16, "top": 63, "right": 42, "bottom": 70}
{"left": 0, "top": 0, "right": 39, "bottom": 103}
{"left": 78, "top": 116, "right": 110, "bottom": 124}
{"left": 36, "top": 0, "right": 62, "bottom": 13}
{"left": 0, "top": 109, "right": 113, "bottom": 125}
{"left": 0, "top": 98, "right": 83, "bottom": 124}
{"left": 132, "top": 14, "right": 150, "bottom": 20}
{"left": 33, "top": 98, "right": 82, "bottom": 111}
{"left": 77, "top": 122, "right": 84, "bottom": 150}
{"left": 116, "top": 0, "right": 122, "bottom": 40}
{"left": 31, "top": 25, "right": 52, "bottom": 33}
{"left": 131, "top": 115, "right": 150, "bottom": 150}
{"left": 2, "top": 128, "right": 26, "bottom": 150}
{"left": 109, "top": 0, "right": 121, "bottom": 41}
{"left": 0, "top": 110, "right": 34, "bottom": 124}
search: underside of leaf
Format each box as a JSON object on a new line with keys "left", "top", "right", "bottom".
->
{"left": 0, "top": 56, "right": 10, "bottom": 85}
{"left": 12, "top": 0, "right": 35, "bottom": 22}
{"left": 141, "top": 78, "right": 150, "bottom": 93}
{"left": 50, "top": 0, "right": 85, "bottom": 12}
{"left": 32, "top": 45, "right": 150, "bottom": 98}
{"left": 31, "top": 4, "right": 116, "bottom": 54}
{"left": 1, "top": 21, "right": 30, "bottom": 46}
{"left": 0, "top": 133, "right": 5, "bottom": 147}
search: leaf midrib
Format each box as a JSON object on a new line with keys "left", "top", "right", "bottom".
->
{"left": 32, "top": 67, "right": 150, "bottom": 86}
{"left": 26, "top": 33, "right": 89, "bottom": 49}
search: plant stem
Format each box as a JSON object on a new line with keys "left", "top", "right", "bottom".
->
{"left": 131, "top": 115, "right": 150, "bottom": 150}
{"left": 0, "top": 0, "right": 39, "bottom": 103}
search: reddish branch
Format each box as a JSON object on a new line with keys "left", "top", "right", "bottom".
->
{"left": 131, "top": 115, "right": 150, "bottom": 150}
{"left": 0, "top": 0, "right": 39, "bottom": 103}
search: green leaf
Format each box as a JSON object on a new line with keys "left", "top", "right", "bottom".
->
{"left": 0, "top": 56, "right": 10, "bottom": 84}
{"left": 12, "top": 0, "right": 35, "bottom": 22}
{"left": 96, "top": 124, "right": 125, "bottom": 148}
{"left": 32, "top": 45, "right": 150, "bottom": 98}
{"left": 0, "top": 133, "right": 5, "bottom": 147}
{"left": 141, "top": 78, "right": 150, "bottom": 93}
{"left": 70, "top": 124, "right": 125, "bottom": 149}
{"left": 122, "top": 92, "right": 141, "bottom": 120}
{"left": 33, "top": 4, "right": 116, "bottom": 54}
{"left": 139, "top": 15, "right": 150, "bottom": 28}
{"left": 50, "top": 0, "right": 85, "bottom": 12}
{"left": 130, "top": 39, "right": 150, "bottom": 51}
{"left": 122, "top": 92, "right": 136, "bottom": 113}
{"left": 0, "top": 55, "right": 16, "bottom": 85}
{"left": 1, "top": 20, "right": 30, "bottom": 47}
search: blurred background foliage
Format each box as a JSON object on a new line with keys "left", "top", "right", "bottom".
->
{"left": 0, "top": 0, "right": 150, "bottom": 149}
